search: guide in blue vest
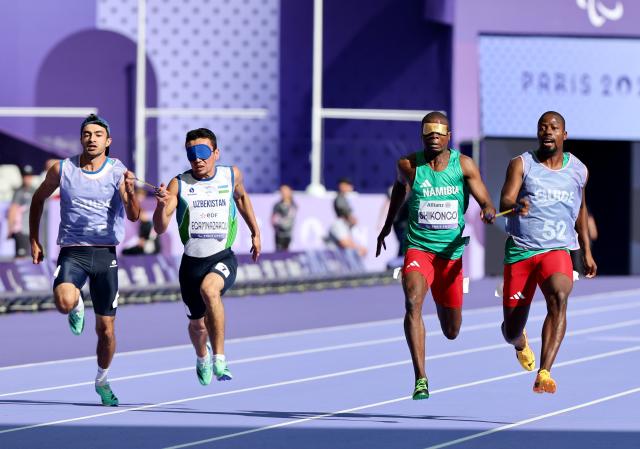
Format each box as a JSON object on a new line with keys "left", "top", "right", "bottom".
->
{"left": 153, "top": 127, "right": 261, "bottom": 386}
{"left": 29, "top": 114, "right": 141, "bottom": 406}
{"left": 499, "top": 111, "right": 597, "bottom": 394}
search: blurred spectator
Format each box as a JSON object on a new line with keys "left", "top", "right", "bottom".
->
{"left": 122, "top": 187, "right": 160, "bottom": 255}
{"left": 327, "top": 178, "right": 367, "bottom": 257}
{"left": 7, "top": 165, "right": 37, "bottom": 258}
{"left": 0, "top": 165, "right": 22, "bottom": 202}
{"left": 326, "top": 208, "right": 367, "bottom": 257}
{"left": 271, "top": 184, "right": 297, "bottom": 251}
{"left": 334, "top": 177, "right": 354, "bottom": 219}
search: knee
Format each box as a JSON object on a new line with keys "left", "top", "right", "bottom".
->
{"left": 404, "top": 279, "right": 426, "bottom": 310}
{"left": 200, "top": 288, "right": 221, "bottom": 306}
{"left": 442, "top": 326, "right": 459, "bottom": 340}
{"left": 54, "top": 290, "right": 78, "bottom": 314}
{"left": 547, "top": 292, "right": 569, "bottom": 315}
{"left": 96, "top": 325, "right": 115, "bottom": 341}
{"left": 501, "top": 322, "right": 521, "bottom": 344}
{"left": 55, "top": 301, "right": 74, "bottom": 314}
{"left": 188, "top": 319, "right": 207, "bottom": 335}
{"left": 404, "top": 292, "right": 424, "bottom": 316}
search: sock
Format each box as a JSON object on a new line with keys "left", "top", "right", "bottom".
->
{"left": 95, "top": 367, "right": 109, "bottom": 386}
{"left": 214, "top": 354, "right": 226, "bottom": 363}
{"left": 71, "top": 295, "right": 84, "bottom": 314}
{"left": 196, "top": 345, "right": 210, "bottom": 365}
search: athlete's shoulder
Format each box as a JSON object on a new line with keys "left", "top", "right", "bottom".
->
{"left": 565, "top": 152, "right": 589, "bottom": 180}
{"left": 399, "top": 152, "right": 419, "bottom": 167}
{"left": 105, "top": 157, "right": 128, "bottom": 174}
{"left": 565, "top": 152, "right": 586, "bottom": 167}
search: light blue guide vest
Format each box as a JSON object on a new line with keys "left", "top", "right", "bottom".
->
{"left": 58, "top": 155, "right": 126, "bottom": 246}
{"left": 505, "top": 151, "right": 587, "bottom": 251}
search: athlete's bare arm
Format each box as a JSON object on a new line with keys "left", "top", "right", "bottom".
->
{"left": 29, "top": 162, "right": 61, "bottom": 264}
{"left": 500, "top": 157, "right": 530, "bottom": 216}
{"left": 119, "top": 170, "right": 141, "bottom": 221}
{"left": 232, "top": 166, "right": 261, "bottom": 262}
{"left": 460, "top": 155, "right": 496, "bottom": 223}
{"left": 575, "top": 175, "right": 597, "bottom": 278}
{"left": 152, "top": 177, "right": 179, "bottom": 234}
{"left": 376, "top": 156, "right": 414, "bottom": 257}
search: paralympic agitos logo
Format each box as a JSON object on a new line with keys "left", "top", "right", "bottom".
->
{"left": 576, "top": 0, "right": 624, "bottom": 27}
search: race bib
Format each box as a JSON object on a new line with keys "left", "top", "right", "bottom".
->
{"left": 418, "top": 200, "right": 459, "bottom": 229}
{"left": 189, "top": 197, "right": 228, "bottom": 240}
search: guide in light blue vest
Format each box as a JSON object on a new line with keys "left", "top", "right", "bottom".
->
{"left": 58, "top": 155, "right": 127, "bottom": 246}
{"left": 499, "top": 111, "right": 597, "bottom": 396}
{"left": 29, "top": 113, "right": 141, "bottom": 407}
{"left": 505, "top": 151, "right": 587, "bottom": 251}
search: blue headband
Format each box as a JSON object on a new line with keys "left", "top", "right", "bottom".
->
{"left": 186, "top": 144, "right": 213, "bottom": 161}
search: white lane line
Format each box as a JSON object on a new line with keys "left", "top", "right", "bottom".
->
{"left": 160, "top": 345, "right": 640, "bottom": 449}
{"left": 2, "top": 310, "right": 639, "bottom": 398}
{"left": 591, "top": 336, "right": 640, "bottom": 342}
{"left": 422, "top": 387, "right": 640, "bottom": 449}
{"left": 2, "top": 328, "right": 639, "bottom": 437}
{"left": 2, "top": 288, "right": 638, "bottom": 372}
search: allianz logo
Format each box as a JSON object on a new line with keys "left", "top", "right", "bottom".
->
{"left": 577, "top": 0, "right": 623, "bottom": 28}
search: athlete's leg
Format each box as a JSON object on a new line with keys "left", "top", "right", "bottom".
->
{"left": 502, "top": 305, "right": 530, "bottom": 347}
{"left": 502, "top": 257, "right": 537, "bottom": 346}
{"left": 402, "top": 271, "right": 429, "bottom": 381}
{"left": 533, "top": 251, "right": 573, "bottom": 393}
{"left": 502, "top": 257, "right": 538, "bottom": 372}
{"left": 200, "top": 272, "right": 233, "bottom": 381}
{"left": 435, "top": 306, "right": 461, "bottom": 340}
{"left": 432, "top": 256, "right": 463, "bottom": 339}
{"left": 53, "top": 247, "right": 89, "bottom": 313}
{"left": 200, "top": 273, "right": 226, "bottom": 356}
{"left": 537, "top": 251, "right": 574, "bottom": 371}
{"left": 188, "top": 316, "right": 213, "bottom": 385}
{"left": 539, "top": 272, "right": 572, "bottom": 371}
{"left": 95, "top": 314, "right": 116, "bottom": 369}
{"left": 188, "top": 317, "right": 209, "bottom": 358}
{"left": 94, "top": 315, "right": 119, "bottom": 405}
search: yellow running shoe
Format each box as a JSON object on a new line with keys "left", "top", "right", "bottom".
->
{"left": 516, "top": 329, "right": 535, "bottom": 371}
{"left": 533, "top": 369, "right": 557, "bottom": 394}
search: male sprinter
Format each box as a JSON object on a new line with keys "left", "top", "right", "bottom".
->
{"left": 153, "top": 128, "right": 260, "bottom": 385}
{"left": 500, "top": 111, "right": 596, "bottom": 393}
{"left": 376, "top": 112, "right": 496, "bottom": 400}
{"left": 30, "top": 114, "right": 140, "bottom": 406}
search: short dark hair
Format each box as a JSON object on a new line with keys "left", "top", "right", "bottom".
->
{"left": 334, "top": 195, "right": 352, "bottom": 218}
{"left": 81, "top": 114, "right": 110, "bottom": 137}
{"left": 185, "top": 128, "right": 217, "bottom": 148}
{"left": 538, "top": 111, "right": 566, "bottom": 130}
{"left": 421, "top": 111, "right": 449, "bottom": 126}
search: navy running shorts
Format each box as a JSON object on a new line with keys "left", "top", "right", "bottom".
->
{"left": 179, "top": 248, "right": 238, "bottom": 320}
{"left": 53, "top": 246, "right": 119, "bottom": 316}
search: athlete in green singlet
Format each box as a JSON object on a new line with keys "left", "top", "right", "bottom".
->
{"left": 376, "top": 112, "right": 496, "bottom": 400}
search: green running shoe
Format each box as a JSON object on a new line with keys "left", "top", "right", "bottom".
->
{"left": 68, "top": 307, "right": 85, "bottom": 336}
{"left": 412, "top": 377, "right": 429, "bottom": 400}
{"left": 213, "top": 359, "right": 233, "bottom": 381}
{"left": 196, "top": 343, "right": 213, "bottom": 386}
{"left": 95, "top": 383, "right": 119, "bottom": 406}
